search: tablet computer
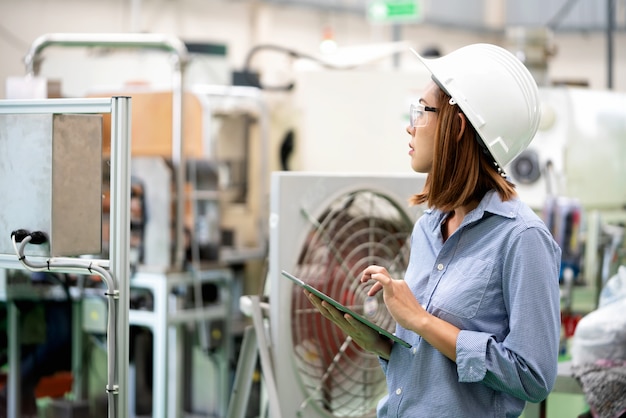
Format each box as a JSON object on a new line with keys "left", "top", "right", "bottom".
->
{"left": 282, "top": 270, "right": 411, "bottom": 348}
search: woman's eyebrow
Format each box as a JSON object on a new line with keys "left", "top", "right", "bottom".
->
{"left": 418, "top": 98, "right": 431, "bottom": 106}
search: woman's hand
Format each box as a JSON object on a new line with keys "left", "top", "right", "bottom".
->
{"left": 362, "top": 265, "right": 460, "bottom": 362}
{"left": 361, "top": 265, "right": 427, "bottom": 333}
{"left": 305, "top": 290, "right": 392, "bottom": 359}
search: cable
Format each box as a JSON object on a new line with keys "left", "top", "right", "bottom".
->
{"left": 11, "top": 232, "right": 120, "bottom": 408}
{"left": 546, "top": 0, "right": 582, "bottom": 30}
{"left": 0, "top": 23, "right": 31, "bottom": 52}
{"left": 242, "top": 44, "right": 358, "bottom": 91}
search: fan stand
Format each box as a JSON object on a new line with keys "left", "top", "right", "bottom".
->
{"left": 227, "top": 295, "right": 282, "bottom": 418}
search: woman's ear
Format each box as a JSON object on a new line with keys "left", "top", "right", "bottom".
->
{"left": 456, "top": 112, "right": 467, "bottom": 142}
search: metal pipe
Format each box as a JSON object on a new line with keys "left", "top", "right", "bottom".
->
{"left": 392, "top": 24, "right": 402, "bottom": 69}
{"left": 23, "top": 32, "right": 188, "bottom": 76}
{"left": 606, "top": 0, "right": 615, "bottom": 89}
{"left": 7, "top": 303, "right": 20, "bottom": 418}
{"left": 0, "top": 97, "right": 114, "bottom": 115}
{"left": 110, "top": 96, "right": 132, "bottom": 418}
{"left": 171, "top": 58, "right": 187, "bottom": 270}
{"left": 23, "top": 33, "right": 190, "bottom": 270}
{"left": 130, "top": 0, "right": 143, "bottom": 33}
{"left": 14, "top": 235, "right": 120, "bottom": 417}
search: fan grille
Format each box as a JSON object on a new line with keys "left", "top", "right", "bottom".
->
{"left": 291, "top": 190, "right": 413, "bottom": 417}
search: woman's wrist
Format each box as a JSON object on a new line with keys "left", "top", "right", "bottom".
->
{"left": 408, "top": 310, "right": 430, "bottom": 336}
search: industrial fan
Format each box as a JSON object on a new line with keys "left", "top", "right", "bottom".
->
{"left": 268, "top": 172, "right": 426, "bottom": 418}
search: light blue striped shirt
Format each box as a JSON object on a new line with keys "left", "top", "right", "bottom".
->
{"left": 378, "top": 190, "right": 562, "bottom": 418}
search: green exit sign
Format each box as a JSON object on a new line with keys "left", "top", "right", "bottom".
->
{"left": 368, "top": 0, "right": 423, "bottom": 23}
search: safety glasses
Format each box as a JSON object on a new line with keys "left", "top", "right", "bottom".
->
{"left": 409, "top": 103, "right": 438, "bottom": 128}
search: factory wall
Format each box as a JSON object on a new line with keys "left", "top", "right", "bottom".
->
{"left": 0, "top": 0, "right": 625, "bottom": 99}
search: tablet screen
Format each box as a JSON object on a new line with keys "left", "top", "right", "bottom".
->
{"left": 282, "top": 270, "right": 411, "bottom": 348}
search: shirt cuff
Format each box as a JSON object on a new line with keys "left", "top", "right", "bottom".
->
{"left": 456, "top": 330, "right": 491, "bottom": 382}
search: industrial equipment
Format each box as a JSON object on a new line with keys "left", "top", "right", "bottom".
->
{"left": 0, "top": 97, "right": 132, "bottom": 418}
{"left": 510, "top": 87, "right": 626, "bottom": 211}
{"left": 289, "top": 64, "right": 626, "bottom": 290}
{"left": 290, "top": 67, "right": 626, "bottom": 211}
{"left": 235, "top": 172, "right": 426, "bottom": 418}
{"left": 92, "top": 76, "right": 269, "bottom": 418}
{"left": 5, "top": 32, "right": 269, "bottom": 418}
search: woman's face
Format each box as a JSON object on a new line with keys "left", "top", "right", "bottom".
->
{"left": 407, "top": 81, "right": 440, "bottom": 173}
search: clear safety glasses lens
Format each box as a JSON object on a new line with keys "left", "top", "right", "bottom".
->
{"left": 409, "top": 103, "right": 436, "bottom": 128}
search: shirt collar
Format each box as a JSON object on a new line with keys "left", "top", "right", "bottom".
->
{"left": 425, "top": 190, "right": 520, "bottom": 232}
{"left": 473, "top": 190, "right": 520, "bottom": 220}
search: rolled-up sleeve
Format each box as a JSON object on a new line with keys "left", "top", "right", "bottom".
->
{"left": 456, "top": 330, "right": 491, "bottom": 381}
{"left": 456, "top": 226, "right": 561, "bottom": 402}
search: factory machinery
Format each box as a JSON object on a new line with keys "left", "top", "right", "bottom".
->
{"left": 226, "top": 89, "right": 626, "bottom": 417}
{"left": 288, "top": 63, "right": 626, "bottom": 285}
{"left": 227, "top": 65, "right": 626, "bottom": 418}
{"left": 2, "top": 31, "right": 626, "bottom": 418}
{"left": 1, "top": 33, "right": 269, "bottom": 418}
{"left": 258, "top": 172, "right": 425, "bottom": 418}
{"left": 0, "top": 97, "right": 132, "bottom": 418}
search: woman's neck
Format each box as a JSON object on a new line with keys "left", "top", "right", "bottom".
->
{"left": 442, "top": 201, "right": 479, "bottom": 241}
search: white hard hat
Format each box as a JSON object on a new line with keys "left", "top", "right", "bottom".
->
{"left": 410, "top": 43, "right": 541, "bottom": 169}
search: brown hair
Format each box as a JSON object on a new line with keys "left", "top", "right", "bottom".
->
{"left": 409, "top": 86, "right": 517, "bottom": 211}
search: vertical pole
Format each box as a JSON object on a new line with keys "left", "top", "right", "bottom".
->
{"left": 169, "top": 294, "right": 184, "bottom": 418}
{"left": 110, "top": 96, "right": 132, "bottom": 418}
{"left": 249, "top": 296, "right": 282, "bottom": 418}
{"left": 606, "top": 0, "right": 614, "bottom": 89}
{"left": 7, "top": 303, "right": 20, "bottom": 418}
{"left": 172, "top": 58, "right": 187, "bottom": 270}
{"left": 226, "top": 325, "right": 258, "bottom": 418}
{"left": 392, "top": 23, "right": 402, "bottom": 69}
{"left": 72, "top": 299, "right": 84, "bottom": 400}
{"left": 130, "top": 0, "right": 142, "bottom": 32}
{"left": 152, "top": 278, "right": 169, "bottom": 418}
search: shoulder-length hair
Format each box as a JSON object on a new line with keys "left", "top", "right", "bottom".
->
{"left": 409, "top": 86, "right": 517, "bottom": 211}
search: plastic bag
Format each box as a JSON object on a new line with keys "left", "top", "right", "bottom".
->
{"left": 599, "top": 265, "right": 626, "bottom": 308}
{"left": 571, "top": 266, "right": 626, "bottom": 366}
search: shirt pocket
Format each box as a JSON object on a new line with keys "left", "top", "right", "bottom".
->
{"left": 430, "top": 256, "right": 494, "bottom": 319}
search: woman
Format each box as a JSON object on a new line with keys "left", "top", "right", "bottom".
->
{"left": 306, "top": 43, "right": 562, "bottom": 417}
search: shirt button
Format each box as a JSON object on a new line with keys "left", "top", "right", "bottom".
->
{"left": 395, "top": 388, "right": 402, "bottom": 395}
{"left": 437, "top": 263, "right": 444, "bottom": 271}
{"left": 412, "top": 347, "right": 417, "bottom": 355}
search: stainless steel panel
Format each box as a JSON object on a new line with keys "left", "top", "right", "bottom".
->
{"left": 0, "top": 113, "right": 102, "bottom": 256}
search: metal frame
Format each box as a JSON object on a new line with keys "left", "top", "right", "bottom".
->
{"left": 128, "top": 268, "right": 234, "bottom": 418}
{"left": 226, "top": 295, "right": 280, "bottom": 418}
{"left": 23, "top": 32, "right": 190, "bottom": 271}
{"left": 0, "top": 97, "right": 131, "bottom": 418}
{"left": 190, "top": 84, "right": 270, "bottom": 263}
{"left": 17, "top": 34, "right": 259, "bottom": 418}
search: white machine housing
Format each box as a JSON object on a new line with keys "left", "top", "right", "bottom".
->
{"left": 510, "top": 87, "right": 626, "bottom": 210}
{"left": 268, "top": 171, "right": 426, "bottom": 418}
{"left": 291, "top": 69, "right": 626, "bottom": 211}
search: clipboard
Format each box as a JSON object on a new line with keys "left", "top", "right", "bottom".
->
{"left": 282, "top": 270, "right": 411, "bottom": 348}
